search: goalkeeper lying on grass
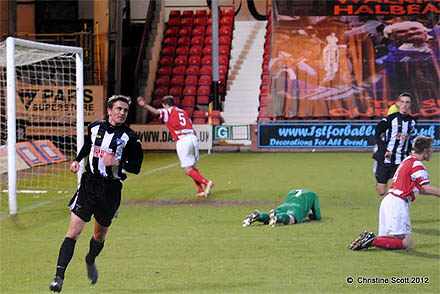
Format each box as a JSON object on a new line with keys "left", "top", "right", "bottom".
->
{"left": 242, "top": 189, "right": 321, "bottom": 227}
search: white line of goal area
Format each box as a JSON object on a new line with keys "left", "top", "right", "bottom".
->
{"left": 0, "top": 154, "right": 209, "bottom": 220}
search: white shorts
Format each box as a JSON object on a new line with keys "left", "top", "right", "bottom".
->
{"left": 378, "top": 194, "right": 411, "bottom": 236}
{"left": 176, "top": 134, "right": 199, "bottom": 168}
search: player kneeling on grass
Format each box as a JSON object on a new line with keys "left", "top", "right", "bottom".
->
{"left": 242, "top": 189, "right": 321, "bottom": 227}
{"left": 49, "top": 95, "right": 143, "bottom": 292}
{"left": 137, "top": 95, "right": 214, "bottom": 197}
{"left": 349, "top": 136, "right": 440, "bottom": 251}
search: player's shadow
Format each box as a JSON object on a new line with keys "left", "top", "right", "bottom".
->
{"left": 390, "top": 246, "right": 440, "bottom": 260}
{"left": 412, "top": 227, "right": 440, "bottom": 236}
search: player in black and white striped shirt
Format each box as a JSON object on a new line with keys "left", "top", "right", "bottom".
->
{"left": 373, "top": 93, "right": 416, "bottom": 196}
{"left": 50, "top": 95, "right": 143, "bottom": 292}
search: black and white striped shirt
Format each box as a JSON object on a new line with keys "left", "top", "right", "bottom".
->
{"left": 75, "top": 120, "right": 143, "bottom": 180}
{"left": 374, "top": 112, "right": 416, "bottom": 165}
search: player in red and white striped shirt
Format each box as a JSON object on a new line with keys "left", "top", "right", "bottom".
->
{"left": 350, "top": 136, "right": 440, "bottom": 251}
{"left": 137, "top": 96, "right": 214, "bottom": 197}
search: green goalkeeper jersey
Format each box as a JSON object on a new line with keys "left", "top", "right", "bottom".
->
{"left": 275, "top": 189, "right": 321, "bottom": 223}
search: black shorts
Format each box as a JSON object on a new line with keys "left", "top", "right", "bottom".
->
{"left": 374, "top": 162, "right": 398, "bottom": 184}
{"left": 68, "top": 171, "right": 122, "bottom": 227}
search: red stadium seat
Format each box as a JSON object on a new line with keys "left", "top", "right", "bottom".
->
{"left": 176, "top": 46, "right": 189, "bottom": 56}
{"left": 195, "top": 10, "right": 207, "bottom": 17}
{"left": 219, "top": 25, "right": 232, "bottom": 36}
{"left": 219, "top": 65, "right": 228, "bottom": 75}
{"left": 189, "top": 45, "right": 203, "bottom": 55}
{"left": 158, "top": 66, "right": 172, "bottom": 76}
{"left": 194, "top": 17, "right": 207, "bottom": 26}
{"left": 167, "top": 18, "right": 180, "bottom": 27}
{"left": 202, "top": 45, "right": 212, "bottom": 55}
{"left": 182, "top": 10, "right": 194, "bottom": 18}
{"left": 188, "top": 55, "right": 201, "bottom": 65}
{"left": 181, "top": 18, "right": 194, "bottom": 26}
{"left": 155, "top": 75, "right": 170, "bottom": 86}
{"left": 174, "top": 55, "right": 188, "bottom": 66}
{"left": 169, "top": 86, "right": 183, "bottom": 97}
{"left": 164, "top": 37, "right": 177, "bottom": 46}
{"left": 154, "top": 86, "right": 168, "bottom": 97}
{"left": 200, "top": 65, "right": 212, "bottom": 75}
{"left": 177, "top": 37, "right": 190, "bottom": 46}
{"left": 201, "top": 55, "right": 212, "bottom": 65}
{"left": 181, "top": 96, "right": 195, "bottom": 107}
{"left": 183, "top": 86, "right": 196, "bottom": 96}
{"left": 193, "top": 117, "right": 207, "bottom": 124}
{"left": 192, "top": 26, "right": 205, "bottom": 36}
{"left": 186, "top": 65, "right": 200, "bottom": 75}
{"left": 220, "top": 16, "right": 233, "bottom": 26}
{"left": 197, "top": 85, "right": 210, "bottom": 96}
{"left": 159, "top": 56, "right": 173, "bottom": 66}
{"left": 179, "top": 27, "right": 192, "bottom": 37}
{"left": 169, "top": 10, "right": 181, "bottom": 18}
{"left": 263, "top": 55, "right": 270, "bottom": 64}
{"left": 218, "top": 45, "right": 230, "bottom": 55}
{"left": 198, "top": 75, "right": 211, "bottom": 86}
{"left": 152, "top": 98, "right": 163, "bottom": 108}
{"left": 165, "top": 27, "right": 178, "bottom": 37}
{"left": 219, "top": 35, "right": 231, "bottom": 45}
{"left": 170, "top": 75, "right": 184, "bottom": 86}
{"left": 149, "top": 118, "right": 163, "bottom": 125}
{"left": 191, "top": 36, "right": 204, "bottom": 46}
{"left": 162, "top": 46, "right": 176, "bottom": 56}
{"left": 221, "top": 9, "right": 234, "bottom": 16}
{"left": 204, "top": 36, "right": 212, "bottom": 46}
{"left": 205, "top": 26, "right": 212, "bottom": 36}
{"left": 219, "top": 55, "right": 229, "bottom": 65}
{"left": 173, "top": 96, "right": 181, "bottom": 107}
{"left": 193, "top": 109, "right": 207, "bottom": 117}
{"left": 172, "top": 65, "right": 186, "bottom": 76}
{"left": 197, "top": 95, "right": 210, "bottom": 105}
{"left": 185, "top": 75, "right": 198, "bottom": 86}
{"left": 182, "top": 106, "right": 194, "bottom": 118}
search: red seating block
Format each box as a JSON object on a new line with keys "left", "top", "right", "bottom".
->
{"left": 219, "top": 64, "right": 228, "bottom": 75}
{"left": 200, "top": 65, "right": 212, "bottom": 75}
{"left": 181, "top": 18, "right": 194, "bottom": 26}
{"left": 220, "top": 16, "right": 233, "bottom": 26}
{"left": 219, "top": 45, "right": 230, "bottom": 55}
{"left": 205, "top": 26, "right": 212, "bottom": 36}
{"left": 197, "top": 95, "right": 210, "bottom": 105}
{"left": 219, "top": 55, "right": 229, "bottom": 65}
{"left": 195, "top": 10, "right": 207, "bottom": 17}
{"left": 202, "top": 45, "right": 212, "bottom": 55}
{"left": 221, "top": 9, "right": 234, "bottom": 16}
{"left": 182, "top": 106, "right": 194, "bottom": 118}
{"left": 204, "top": 36, "right": 212, "bottom": 46}
{"left": 149, "top": 118, "right": 163, "bottom": 125}
{"left": 201, "top": 55, "right": 212, "bottom": 65}
{"left": 192, "top": 26, "right": 205, "bottom": 36}
{"left": 169, "top": 10, "right": 181, "bottom": 18}
{"left": 182, "top": 10, "right": 194, "bottom": 18}
{"left": 197, "top": 85, "right": 210, "bottom": 96}
{"left": 194, "top": 17, "right": 207, "bottom": 26}
{"left": 179, "top": 27, "right": 192, "bottom": 37}
{"left": 219, "top": 25, "right": 232, "bottom": 36}
{"left": 165, "top": 27, "right": 178, "bottom": 37}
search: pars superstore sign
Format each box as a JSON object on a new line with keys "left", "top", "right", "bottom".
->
{"left": 258, "top": 123, "right": 439, "bottom": 149}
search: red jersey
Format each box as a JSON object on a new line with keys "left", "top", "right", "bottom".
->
{"left": 388, "top": 155, "right": 430, "bottom": 203}
{"left": 159, "top": 106, "right": 194, "bottom": 141}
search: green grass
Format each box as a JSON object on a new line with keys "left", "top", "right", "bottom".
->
{"left": 1, "top": 152, "right": 439, "bottom": 293}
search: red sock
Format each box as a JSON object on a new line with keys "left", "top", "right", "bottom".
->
{"left": 193, "top": 179, "right": 204, "bottom": 192}
{"left": 188, "top": 169, "right": 208, "bottom": 186}
{"left": 372, "top": 237, "right": 404, "bottom": 249}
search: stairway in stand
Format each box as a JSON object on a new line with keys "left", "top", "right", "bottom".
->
{"left": 222, "top": 20, "right": 267, "bottom": 127}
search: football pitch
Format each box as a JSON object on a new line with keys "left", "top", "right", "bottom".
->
{"left": 1, "top": 151, "right": 439, "bottom": 294}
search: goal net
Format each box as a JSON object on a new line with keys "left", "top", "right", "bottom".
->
{"left": 0, "top": 37, "right": 84, "bottom": 215}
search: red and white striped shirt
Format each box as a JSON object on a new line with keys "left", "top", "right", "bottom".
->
{"left": 159, "top": 106, "right": 194, "bottom": 141}
{"left": 388, "top": 155, "right": 430, "bottom": 203}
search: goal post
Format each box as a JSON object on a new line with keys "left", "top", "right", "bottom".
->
{"left": 1, "top": 37, "right": 84, "bottom": 215}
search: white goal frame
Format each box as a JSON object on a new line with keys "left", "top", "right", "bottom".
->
{"left": 5, "top": 37, "right": 84, "bottom": 215}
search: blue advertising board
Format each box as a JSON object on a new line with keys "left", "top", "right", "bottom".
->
{"left": 258, "top": 123, "right": 439, "bottom": 149}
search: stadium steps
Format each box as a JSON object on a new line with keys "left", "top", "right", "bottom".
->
{"left": 221, "top": 20, "right": 266, "bottom": 127}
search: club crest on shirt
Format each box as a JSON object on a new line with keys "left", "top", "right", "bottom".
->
{"left": 93, "top": 146, "right": 108, "bottom": 158}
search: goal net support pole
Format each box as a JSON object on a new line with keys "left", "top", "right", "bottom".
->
{"left": 5, "top": 37, "right": 84, "bottom": 215}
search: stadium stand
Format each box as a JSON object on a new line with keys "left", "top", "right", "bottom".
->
{"left": 151, "top": 8, "right": 234, "bottom": 124}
